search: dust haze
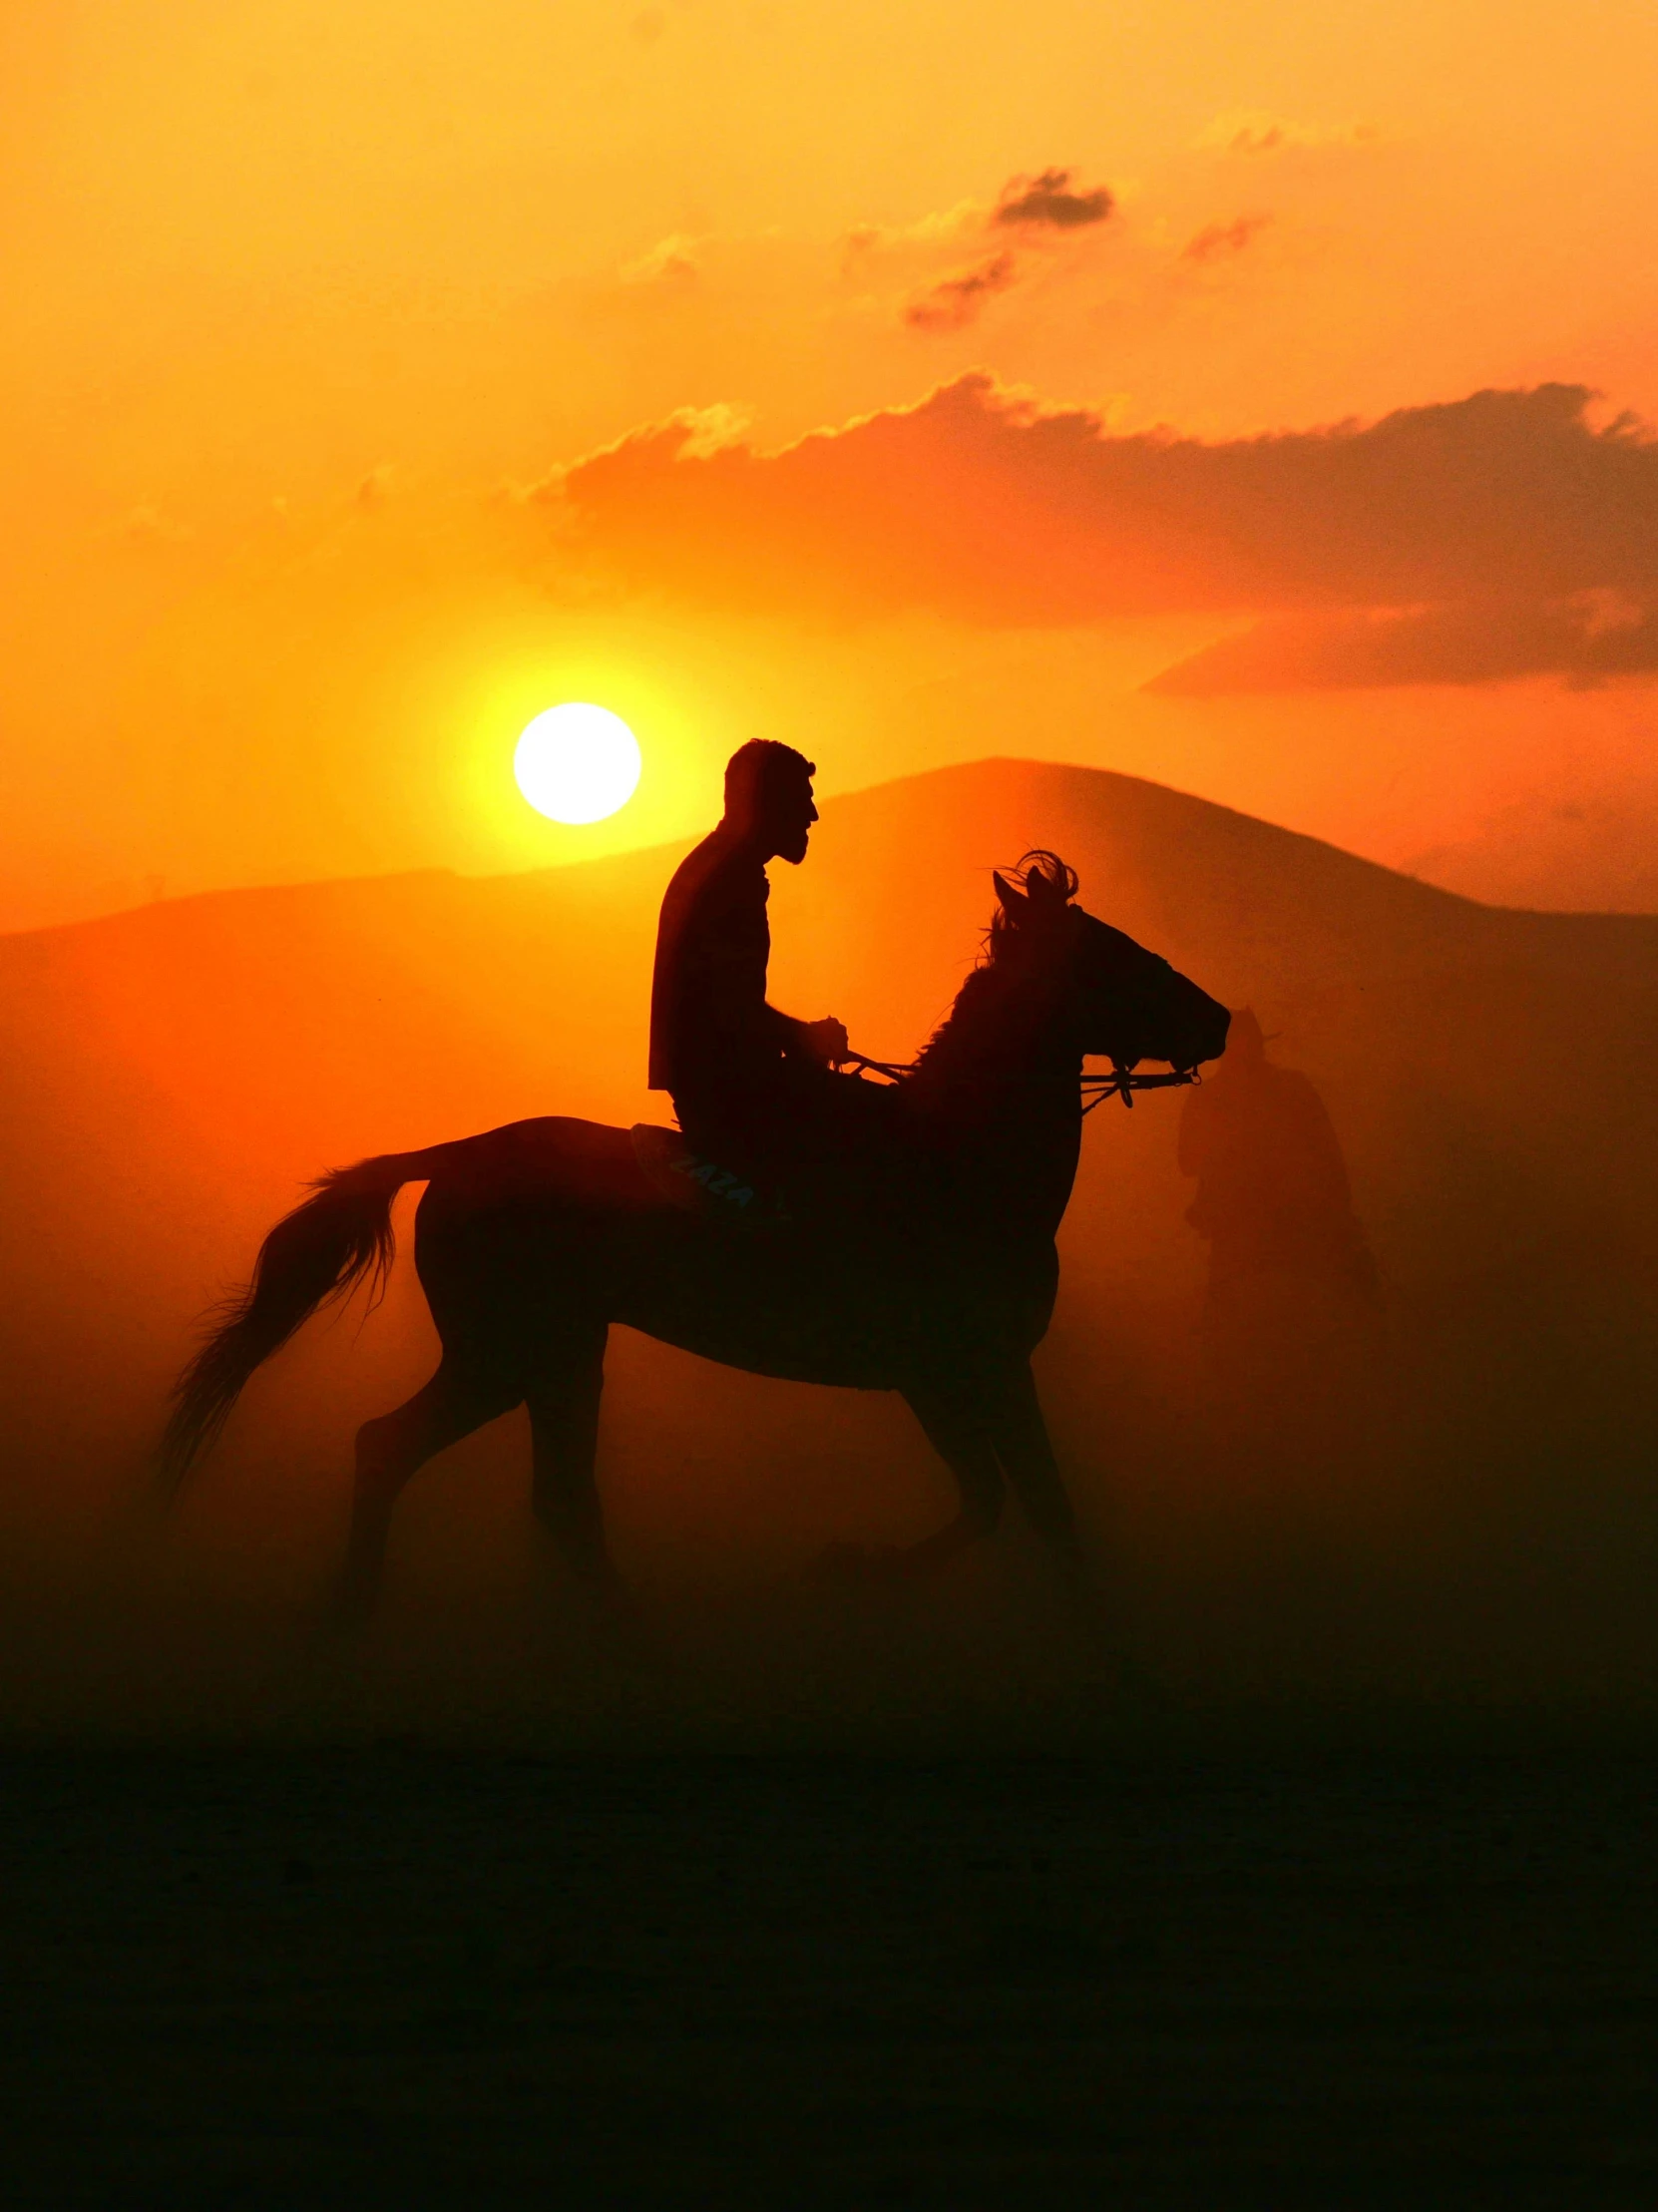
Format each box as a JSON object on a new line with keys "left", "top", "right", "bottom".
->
{"left": 2, "top": 759, "right": 1654, "bottom": 1747}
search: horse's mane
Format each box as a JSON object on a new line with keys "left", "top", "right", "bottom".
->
{"left": 905, "top": 852, "right": 1076, "bottom": 1113}
{"left": 907, "top": 965, "right": 1024, "bottom": 1101}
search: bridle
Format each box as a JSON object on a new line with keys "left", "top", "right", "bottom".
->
{"left": 842, "top": 1051, "right": 1201, "bottom": 1112}
{"left": 1080, "top": 1064, "right": 1201, "bottom": 1113}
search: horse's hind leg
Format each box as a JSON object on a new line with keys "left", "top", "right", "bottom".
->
{"left": 527, "top": 1321, "right": 619, "bottom": 1598}
{"left": 333, "top": 1359, "right": 519, "bottom": 1620}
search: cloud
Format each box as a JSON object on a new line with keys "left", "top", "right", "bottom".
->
{"left": 844, "top": 169, "right": 1111, "bottom": 266}
{"left": 552, "top": 376, "right": 1658, "bottom": 661}
{"left": 95, "top": 504, "right": 194, "bottom": 546}
{"left": 1200, "top": 111, "right": 1381, "bottom": 157}
{"left": 902, "top": 251, "right": 1018, "bottom": 331}
{"left": 1146, "top": 594, "right": 1658, "bottom": 693}
{"left": 838, "top": 167, "right": 1113, "bottom": 324}
{"left": 666, "top": 401, "right": 754, "bottom": 460}
{"left": 840, "top": 203, "right": 982, "bottom": 265}
{"left": 1182, "top": 214, "right": 1272, "bottom": 263}
{"left": 992, "top": 168, "right": 1113, "bottom": 229}
{"left": 621, "top": 232, "right": 700, "bottom": 284}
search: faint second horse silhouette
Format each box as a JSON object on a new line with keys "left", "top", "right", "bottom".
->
{"left": 161, "top": 857, "right": 1229, "bottom": 1616}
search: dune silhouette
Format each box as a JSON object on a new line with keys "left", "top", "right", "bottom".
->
{"left": 1, "top": 757, "right": 1655, "bottom": 1727}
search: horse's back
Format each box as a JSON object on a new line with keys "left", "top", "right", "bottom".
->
{"left": 406, "top": 1113, "right": 902, "bottom": 1384}
{"left": 406, "top": 1115, "right": 1046, "bottom": 1396}
{"left": 419, "top": 1115, "right": 653, "bottom": 1215}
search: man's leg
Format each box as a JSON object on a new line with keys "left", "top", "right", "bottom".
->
{"left": 675, "top": 1066, "right": 910, "bottom": 1237}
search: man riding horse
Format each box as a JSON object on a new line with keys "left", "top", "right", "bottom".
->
{"left": 161, "top": 760, "right": 1231, "bottom": 1618}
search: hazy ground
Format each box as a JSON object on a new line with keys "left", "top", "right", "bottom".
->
{"left": 3, "top": 1749, "right": 1656, "bottom": 2208}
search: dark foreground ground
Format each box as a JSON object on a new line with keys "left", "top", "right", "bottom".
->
{"left": 3, "top": 1750, "right": 1657, "bottom": 2208}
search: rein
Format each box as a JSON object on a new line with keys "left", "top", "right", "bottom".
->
{"left": 841, "top": 1052, "right": 917, "bottom": 1083}
{"left": 1081, "top": 1065, "right": 1202, "bottom": 1113}
{"left": 842, "top": 1051, "right": 1200, "bottom": 1112}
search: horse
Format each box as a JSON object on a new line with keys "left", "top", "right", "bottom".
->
{"left": 161, "top": 853, "right": 1229, "bottom": 1617}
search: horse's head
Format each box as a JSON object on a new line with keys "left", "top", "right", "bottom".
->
{"left": 990, "top": 853, "right": 1231, "bottom": 1075}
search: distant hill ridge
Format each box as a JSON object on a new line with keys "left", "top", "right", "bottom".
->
{"left": 4, "top": 756, "right": 1654, "bottom": 1203}
{"left": 2, "top": 745, "right": 1652, "bottom": 1234}
{"left": 13, "top": 760, "right": 1658, "bottom": 995}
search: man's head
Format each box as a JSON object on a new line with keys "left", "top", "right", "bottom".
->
{"left": 1226, "top": 1007, "right": 1267, "bottom": 1066}
{"left": 723, "top": 739, "right": 818, "bottom": 864}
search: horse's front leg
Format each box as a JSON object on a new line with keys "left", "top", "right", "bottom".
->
{"left": 527, "top": 1320, "right": 622, "bottom": 1602}
{"left": 986, "top": 1358, "right": 1162, "bottom": 1705}
{"left": 860, "top": 1376, "right": 1006, "bottom": 1577}
{"left": 982, "top": 1357, "right": 1081, "bottom": 1567}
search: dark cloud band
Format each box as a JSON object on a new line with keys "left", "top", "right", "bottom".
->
{"left": 903, "top": 252, "right": 1018, "bottom": 331}
{"left": 1147, "top": 595, "right": 1658, "bottom": 693}
{"left": 554, "top": 376, "right": 1658, "bottom": 684}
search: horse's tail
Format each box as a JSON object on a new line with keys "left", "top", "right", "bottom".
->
{"left": 158, "top": 1150, "right": 432, "bottom": 1494}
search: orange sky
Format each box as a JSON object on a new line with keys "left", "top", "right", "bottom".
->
{"left": 4, "top": 0, "right": 1658, "bottom": 930}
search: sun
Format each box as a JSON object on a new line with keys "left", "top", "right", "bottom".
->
{"left": 513, "top": 702, "right": 641, "bottom": 825}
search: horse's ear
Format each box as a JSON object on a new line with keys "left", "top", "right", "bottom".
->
{"left": 993, "top": 869, "right": 1027, "bottom": 919}
{"left": 1026, "top": 865, "right": 1065, "bottom": 912}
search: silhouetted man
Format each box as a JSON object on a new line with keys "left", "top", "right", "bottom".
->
{"left": 1179, "top": 1009, "right": 1378, "bottom": 1305}
{"left": 1179, "top": 1008, "right": 1382, "bottom": 1450}
{"left": 649, "top": 741, "right": 888, "bottom": 1212}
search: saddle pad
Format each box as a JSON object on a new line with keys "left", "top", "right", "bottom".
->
{"left": 629, "top": 1125, "right": 784, "bottom": 1230}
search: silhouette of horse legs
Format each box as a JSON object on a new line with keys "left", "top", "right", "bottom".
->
{"left": 333, "top": 1359, "right": 518, "bottom": 1619}
{"left": 527, "top": 1322, "right": 619, "bottom": 1597}
{"left": 820, "top": 1361, "right": 1085, "bottom": 1588}
{"left": 984, "top": 1359, "right": 1080, "bottom": 1561}
{"left": 981, "top": 1357, "right": 1158, "bottom": 1698}
{"left": 840, "top": 1379, "right": 1006, "bottom": 1578}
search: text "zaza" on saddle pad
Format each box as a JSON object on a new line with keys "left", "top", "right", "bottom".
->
{"left": 630, "top": 1124, "right": 789, "bottom": 1230}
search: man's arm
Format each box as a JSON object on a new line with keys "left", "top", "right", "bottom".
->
{"left": 779, "top": 1010, "right": 848, "bottom": 1068}
{"left": 738, "top": 995, "right": 846, "bottom": 1067}
{"left": 700, "top": 943, "right": 846, "bottom": 1067}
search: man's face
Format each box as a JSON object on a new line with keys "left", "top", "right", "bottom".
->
{"left": 763, "top": 775, "right": 818, "bottom": 865}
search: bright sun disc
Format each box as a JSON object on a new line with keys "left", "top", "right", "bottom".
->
{"left": 514, "top": 702, "right": 641, "bottom": 824}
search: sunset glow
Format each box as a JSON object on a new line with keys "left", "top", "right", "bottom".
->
{"left": 3, "top": 0, "right": 1657, "bottom": 929}
{"left": 6, "top": 22, "right": 1658, "bottom": 2155}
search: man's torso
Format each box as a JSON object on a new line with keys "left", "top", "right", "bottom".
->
{"left": 648, "top": 829, "right": 775, "bottom": 1099}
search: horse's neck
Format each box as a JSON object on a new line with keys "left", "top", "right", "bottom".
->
{"left": 991, "top": 1049, "right": 1083, "bottom": 1247}
{"left": 911, "top": 968, "right": 1083, "bottom": 1246}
